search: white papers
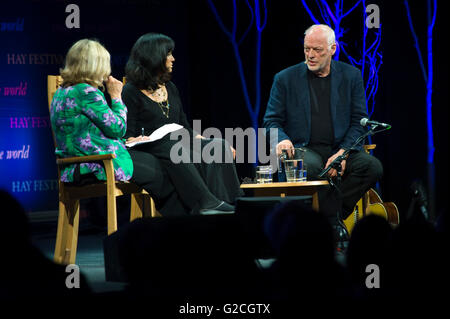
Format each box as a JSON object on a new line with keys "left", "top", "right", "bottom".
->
{"left": 125, "top": 123, "right": 184, "bottom": 147}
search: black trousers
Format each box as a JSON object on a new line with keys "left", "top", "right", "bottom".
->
{"left": 133, "top": 140, "right": 210, "bottom": 211}
{"left": 193, "top": 138, "right": 244, "bottom": 204}
{"left": 128, "top": 148, "right": 190, "bottom": 216}
{"left": 303, "top": 146, "right": 383, "bottom": 221}
{"left": 134, "top": 135, "right": 242, "bottom": 212}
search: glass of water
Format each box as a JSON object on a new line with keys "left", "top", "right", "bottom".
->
{"left": 255, "top": 165, "right": 273, "bottom": 183}
{"left": 283, "top": 148, "right": 307, "bottom": 182}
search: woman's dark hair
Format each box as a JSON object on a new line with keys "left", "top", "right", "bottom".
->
{"left": 125, "top": 33, "right": 175, "bottom": 91}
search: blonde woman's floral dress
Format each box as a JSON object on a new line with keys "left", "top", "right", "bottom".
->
{"left": 50, "top": 83, "right": 133, "bottom": 182}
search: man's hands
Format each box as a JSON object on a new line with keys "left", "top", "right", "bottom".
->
{"left": 230, "top": 145, "right": 236, "bottom": 160}
{"left": 325, "top": 149, "right": 347, "bottom": 178}
{"left": 276, "top": 141, "right": 347, "bottom": 178}
{"left": 276, "top": 139, "right": 294, "bottom": 156}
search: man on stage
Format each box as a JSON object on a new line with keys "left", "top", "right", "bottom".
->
{"left": 263, "top": 24, "right": 383, "bottom": 225}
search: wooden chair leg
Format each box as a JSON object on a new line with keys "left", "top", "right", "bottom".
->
{"left": 149, "top": 196, "right": 162, "bottom": 217}
{"left": 54, "top": 200, "right": 68, "bottom": 264}
{"left": 104, "top": 159, "right": 118, "bottom": 235}
{"left": 150, "top": 197, "right": 156, "bottom": 217}
{"left": 106, "top": 193, "right": 118, "bottom": 235}
{"left": 64, "top": 199, "right": 80, "bottom": 265}
{"left": 139, "top": 194, "right": 161, "bottom": 218}
{"left": 54, "top": 199, "right": 80, "bottom": 265}
{"left": 131, "top": 193, "right": 162, "bottom": 221}
{"left": 130, "top": 193, "right": 144, "bottom": 221}
{"left": 141, "top": 194, "right": 152, "bottom": 218}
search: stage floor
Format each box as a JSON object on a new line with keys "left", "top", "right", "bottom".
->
{"left": 29, "top": 215, "right": 127, "bottom": 294}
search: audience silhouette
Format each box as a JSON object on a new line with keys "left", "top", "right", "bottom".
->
{"left": 115, "top": 214, "right": 265, "bottom": 302}
{"left": 263, "top": 200, "right": 351, "bottom": 309}
{"left": 3, "top": 185, "right": 448, "bottom": 312}
{"left": 384, "top": 203, "right": 447, "bottom": 305}
{"left": 346, "top": 214, "right": 392, "bottom": 300}
{"left": 0, "top": 189, "right": 92, "bottom": 301}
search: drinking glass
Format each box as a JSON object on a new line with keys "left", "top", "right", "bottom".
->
{"left": 283, "top": 148, "right": 306, "bottom": 182}
{"left": 255, "top": 165, "right": 273, "bottom": 183}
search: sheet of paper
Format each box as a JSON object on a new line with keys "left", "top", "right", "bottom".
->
{"left": 125, "top": 123, "right": 184, "bottom": 147}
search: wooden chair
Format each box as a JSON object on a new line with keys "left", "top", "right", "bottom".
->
{"left": 48, "top": 75, "right": 160, "bottom": 265}
{"left": 343, "top": 144, "right": 399, "bottom": 234}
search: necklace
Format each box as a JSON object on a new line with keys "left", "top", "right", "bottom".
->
{"left": 149, "top": 86, "right": 167, "bottom": 100}
{"left": 141, "top": 87, "right": 170, "bottom": 118}
{"left": 158, "top": 99, "right": 170, "bottom": 118}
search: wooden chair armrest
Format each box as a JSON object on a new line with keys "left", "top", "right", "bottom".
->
{"left": 56, "top": 154, "right": 116, "bottom": 165}
{"left": 363, "top": 144, "right": 377, "bottom": 154}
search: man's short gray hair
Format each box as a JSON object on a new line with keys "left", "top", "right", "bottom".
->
{"left": 304, "top": 24, "right": 336, "bottom": 49}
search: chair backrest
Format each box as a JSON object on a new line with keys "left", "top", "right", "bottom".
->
{"left": 47, "top": 75, "right": 63, "bottom": 149}
{"left": 47, "top": 75, "right": 63, "bottom": 109}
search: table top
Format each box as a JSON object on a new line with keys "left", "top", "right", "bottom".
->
{"left": 240, "top": 180, "right": 329, "bottom": 189}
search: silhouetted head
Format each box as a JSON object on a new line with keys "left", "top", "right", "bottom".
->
{"left": 346, "top": 214, "right": 392, "bottom": 287}
{"left": 119, "top": 214, "right": 258, "bottom": 298}
{"left": 264, "top": 200, "right": 334, "bottom": 264}
{"left": 0, "top": 190, "right": 31, "bottom": 251}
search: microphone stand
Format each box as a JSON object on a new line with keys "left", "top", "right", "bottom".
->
{"left": 318, "top": 124, "right": 379, "bottom": 179}
{"left": 316, "top": 124, "right": 381, "bottom": 251}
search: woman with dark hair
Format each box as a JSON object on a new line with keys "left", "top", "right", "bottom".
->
{"left": 123, "top": 33, "right": 242, "bottom": 214}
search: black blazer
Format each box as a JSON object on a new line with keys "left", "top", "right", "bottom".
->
{"left": 263, "top": 60, "right": 368, "bottom": 152}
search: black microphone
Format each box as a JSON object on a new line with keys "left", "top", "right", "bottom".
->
{"left": 360, "top": 118, "right": 391, "bottom": 128}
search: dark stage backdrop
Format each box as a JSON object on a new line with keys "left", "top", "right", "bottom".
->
{"left": 1, "top": 0, "right": 448, "bottom": 221}
{"left": 0, "top": 0, "right": 191, "bottom": 212}
{"left": 186, "top": 0, "right": 449, "bottom": 220}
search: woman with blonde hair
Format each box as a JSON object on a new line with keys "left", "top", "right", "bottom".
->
{"left": 50, "top": 39, "right": 188, "bottom": 216}
{"left": 51, "top": 39, "right": 132, "bottom": 182}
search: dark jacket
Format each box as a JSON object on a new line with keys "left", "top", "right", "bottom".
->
{"left": 263, "top": 60, "right": 368, "bottom": 152}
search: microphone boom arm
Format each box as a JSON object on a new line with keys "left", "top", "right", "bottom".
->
{"left": 317, "top": 125, "right": 379, "bottom": 179}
